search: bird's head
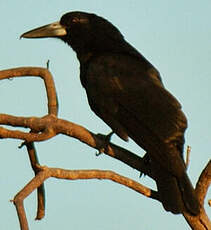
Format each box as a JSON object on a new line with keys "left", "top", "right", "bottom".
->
{"left": 21, "top": 11, "right": 125, "bottom": 56}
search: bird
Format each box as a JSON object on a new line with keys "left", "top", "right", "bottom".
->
{"left": 21, "top": 11, "right": 199, "bottom": 215}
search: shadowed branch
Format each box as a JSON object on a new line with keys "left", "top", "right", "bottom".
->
{"left": 1, "top": 67, "right": 210, "bottom": 230}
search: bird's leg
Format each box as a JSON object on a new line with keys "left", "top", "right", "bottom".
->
{"left": 96, "top": 131, "right": 114, "bottom": 156}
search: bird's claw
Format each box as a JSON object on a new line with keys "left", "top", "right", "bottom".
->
{"left": 96, "top": 150, "right": 103, "bottom": 156}
{"left": 95, "top": 131, "right": 114, "bottom": 156}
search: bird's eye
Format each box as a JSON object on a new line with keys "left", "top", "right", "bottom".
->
{"left": 72, "top": 17, "right": 80, "bottom": 23}
{"left": 72, "top": 17, "right": 89, "bottom": 24}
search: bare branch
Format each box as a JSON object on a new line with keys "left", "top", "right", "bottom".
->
{"left": 195, "top": 160, "right": 211, "bottom": 206}
{"left": 13, "top": 167, "right": 51, "bottom": 230}
{"left": 183, "top": 160, "right": 211, "bottom": 230}
{"left": 0, "top": 113, "right": 151, "bottom": 176}
{"left": 1, "top": 67, "right": 210, "bottom": 230}
{"left": 0, "top": 67, "right": 149, "bottom": 176}
{"left": 0, "top": 67, "right": 55, "bottom": 224}
{"left": 0, "top": 67, "right": 58, "bottom": 115}
{"left": 24, "top": 142, "right": 45, "bottom": 220}
{"left": 185, "top": 145, "right": 191, "bottom": 169}
{"left": 13, "top": 166, "right": 158, "bottom": 230}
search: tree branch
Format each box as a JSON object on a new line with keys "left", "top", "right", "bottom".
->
{"left": 1, "top": 67, "right": 210, "bottom": 230}
{"left": 0, "top": 67, "right": 58, "bottom": 115}
{"left": 0, "top": 67, "right": 58, "bottom": 223}
{"left": 195, "top": 160, "right": 211, "bottom": 206}
{"left": 12, "top": 165, "right": 158, "bottom": 230}
{"left": 183, "top": 160, "right": 211, "bottom": 230}
{"left": 23, "top": 142, "right": 45, "bottom": 220}
{"left": 0, "top": 113, "right": 151, "bottom": 176}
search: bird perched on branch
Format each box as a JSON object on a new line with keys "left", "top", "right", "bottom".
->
{"left": 21, "top": 11, "right": 199, "bottom": 215}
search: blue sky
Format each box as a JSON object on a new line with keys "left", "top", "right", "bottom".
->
{"left": 1, "top": 1, "right": 210, "bottom": 229}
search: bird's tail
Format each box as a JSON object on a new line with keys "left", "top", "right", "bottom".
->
{"left": 177, "top": 172, "right": 200, "bottom": 215}
{"left": 156, "top": 171, "right": 200, "bottom": 215}
{"left": 153, "top": 162, "right": 184, "bottom": 214}
{"left": 150, "top": 158, "right": 200, "bottom": 215}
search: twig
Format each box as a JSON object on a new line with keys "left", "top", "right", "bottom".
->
{"left": 183, "top": 160, "right": 211, "bottom": 230}
{"left": 13, "top": 167, "right": 51, "bottom": 230}
{"left": 13, "top": 166, "right": 158, "bottom": 230}
{"left": 1, "top": 67, "right": 210, "bottom": 230}
{"left": 185, "top": 145, "right": 191, "bottom": 169}
{"left": 0, "top": 67, "right": 57, "bottom": 221}
{"left": 0, "top": 67, "right": 58, "bottom": 115}
{"left": 195, "top": 160, "right": 211, "bottom": 206}
{"left": 46, "top": 60, "right": 50, "bottom": 70}
{"left": 0, "top": 113, "right": 151, "bottom": 176}
{"left": 24, "top": 142, "right": 45, "bottom": 220}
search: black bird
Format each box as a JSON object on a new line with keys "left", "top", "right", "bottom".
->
{"left": 21, "top": 11, "right": 199, "bottom": 215}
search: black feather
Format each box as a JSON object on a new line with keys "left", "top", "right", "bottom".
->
{"left": 21, "top": 11, "right": 200, "bottom": 215}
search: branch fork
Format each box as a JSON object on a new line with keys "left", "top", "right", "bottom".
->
{"left": 0, "top": 67, "right": 210, "bottom": 230}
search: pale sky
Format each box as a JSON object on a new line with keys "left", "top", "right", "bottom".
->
{"left": 1, "top": 1, "right": 210, "bottom": 229}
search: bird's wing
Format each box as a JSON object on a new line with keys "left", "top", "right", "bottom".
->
{"left": 85, "top": 53, "right": 187, "bottom": 146}
{"left": 84, "top": 54, "right": 199, "bottom": 215}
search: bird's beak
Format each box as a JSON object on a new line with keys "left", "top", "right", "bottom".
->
{"left": 20, "top": 21, "right": 67, "bottom": 39}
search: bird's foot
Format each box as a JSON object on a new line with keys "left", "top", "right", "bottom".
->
{"left": 96, "top": 131, "right": 114, "bottom": 156}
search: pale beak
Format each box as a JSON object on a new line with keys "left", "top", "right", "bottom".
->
{"left": 20, "top": 21, "right": 67, "bottom": 39}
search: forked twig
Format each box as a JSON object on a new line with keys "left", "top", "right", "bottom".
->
{"left": 0, "top": 67, "right": 58, "bottom": 115}
{"left": 24, "top": 142, "right": 45, "bottom": 220}
{"left": 183, "top": 160, "right": 211, "bottom": 230}
{"left": 0, "top": 67, "right": 210, "bottom": 230}
{"left": 0, "top": 67, "right": 58, "bottom": 221}
{"left": 13, "top": 166, "right": 158, "bottom": 230}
